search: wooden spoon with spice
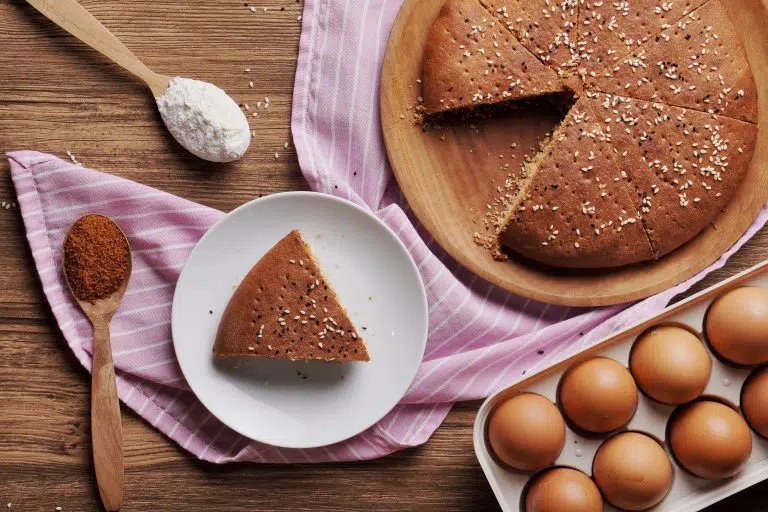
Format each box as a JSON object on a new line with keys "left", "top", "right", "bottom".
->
{"left": 62, "top": 214, "right": 131, "bottom": 511}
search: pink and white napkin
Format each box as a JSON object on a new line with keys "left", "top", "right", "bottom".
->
{"left": 6, "top": 0, "right": 767, "bottom": 463}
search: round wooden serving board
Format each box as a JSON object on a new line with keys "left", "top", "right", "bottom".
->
{"left": 380, "top": 0, "right": 768, "bottom": 307}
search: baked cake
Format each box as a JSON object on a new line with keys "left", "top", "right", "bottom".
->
{"left": 587, "top": 0, "right": 758, "bottom": 123}
{"left": 497, "top": 97, "right": 655, "bottom": 267}
{"left": 213, "top": 230, "right": 370, "bottom": 362}
{"left": 589, "top": 92, "right": 757, "bottom": 257}
{"left": 423, "top": 0, "right": 567, "bottom": 114}
{"left": 423, "top": 0, "right": 758, "bottom": 268}
{"left": 479, "top": 0, "right": 580, "bottom": 73}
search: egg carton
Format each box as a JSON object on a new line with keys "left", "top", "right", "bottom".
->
{"left": 473, "top": 259, "right": 768, "bottom": 512}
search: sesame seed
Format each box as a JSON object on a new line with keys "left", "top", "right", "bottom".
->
{"left": 248, "top": 346, "right": 254, "bottom": 351}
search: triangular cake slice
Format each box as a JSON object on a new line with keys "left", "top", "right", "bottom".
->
{"left": 214, "top": 230, "right": 370, "bottom": 362}
{"left": 590, "top": 92, "right": 757, "bottom": 257}
{"left": 497, "top": 97, "right": 655, "bottom": 268}
{"left": 423, "top": 0, "right": 567, "bottom": 115}
{"left": 577, "top": 0, "right": 708, "bottom": 81}
{"left": 479, "top": 0, "right": 580, "bottom": 74}
{"left": 587, "top": 0, "right": 758, "bottom": 123}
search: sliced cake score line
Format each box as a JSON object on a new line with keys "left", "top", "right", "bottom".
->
{"left": 576, "top": 0, "right": 713, "bottom": 87}
{"left": 588, "top": 89, "right": 759, "bottom": 128}
{"left": 586, "top": 91, "right": 757, "bottom": 257}
{"left": 584, "top": 0, "right": 758, "bottom": 124}
{"left": 580, "top": 97, "right": 660, "bottom": 259}
{"left": 489, "top": 98, "right": 656, "bottom": 268}
{"left": 477, "top": 0, "right": 581, "bottom": 76}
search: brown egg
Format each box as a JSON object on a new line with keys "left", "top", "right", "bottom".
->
{"left": 706, "top": 287, "right": 768, "bottom": 365}
{"left": 487, "top": 393, "right": 565, "bottom": 471}
{"left": 559, "top": 358, "right": 638, "bottom": 433}
{"left": 670, "top": 400, "right": 752, "bottom": 479}
{"left": 593, "top": 432, "right": 673, "bottom": 511}
{"left": 525, "top": 468, "right": 603, "bottom": 512}
{"left": 743, "top": 367, "right": 768, "bottom": 438}
{"left": 630, "top": 325, "right": 712, "bottom": 404}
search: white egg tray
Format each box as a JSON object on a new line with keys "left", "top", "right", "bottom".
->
{"left": 474, "top": 259, "right": 768, "bottom": 512}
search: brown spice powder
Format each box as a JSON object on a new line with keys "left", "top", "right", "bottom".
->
{"left": 63, "top": 214, "right": 131, "bottom": 301}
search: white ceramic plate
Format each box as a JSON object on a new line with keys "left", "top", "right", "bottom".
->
{"left": 172, "top": 192, "right": 428, "bottom": 448}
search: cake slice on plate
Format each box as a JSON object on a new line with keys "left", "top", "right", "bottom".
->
{"left": 213, "top": 230, "right": 370, "bottom": 362}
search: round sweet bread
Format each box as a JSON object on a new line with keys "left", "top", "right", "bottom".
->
{"left": 422, "top": 0, "right": 758, "bottom": 268}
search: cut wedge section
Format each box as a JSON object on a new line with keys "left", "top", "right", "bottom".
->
{"left": 577, "top": 0, "right": 708, "bottom": 80}
{"left": 214, "top": 230, "right": 370, "bottom": 362}
{"left": 423, "top": 0, "right": 567, "bottom": 115}
{"left": 480, "top": 0, "right": 580, "bottom": 74}
{"left": 497, "top": 97, "right": 654, "bottom": 268}
{"left": 590, "top": 92, "right": 757, "bottom": 256}
{"left": 587, "top": 0, "right": 758, "bottom": 123}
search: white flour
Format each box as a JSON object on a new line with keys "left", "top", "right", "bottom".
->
{"left": 156, "top": 77, "right": 250, "bottom": 163}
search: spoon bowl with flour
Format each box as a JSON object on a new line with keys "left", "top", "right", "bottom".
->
{"left": 26, "top": 0, "right": 251, "bottom": 163}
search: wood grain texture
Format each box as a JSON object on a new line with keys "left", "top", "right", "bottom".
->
{"left": 380, "top": 0, "right": 768, "bottom": 307}
{"left": 25, "top": 0, "right": 171, "bottom": 97}
{"left": 0, "top": 0, "right": 767, "bottom": 510}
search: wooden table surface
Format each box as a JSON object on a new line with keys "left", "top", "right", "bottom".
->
{"left": 1, "top": 0, "right": 767, "bottom": 510}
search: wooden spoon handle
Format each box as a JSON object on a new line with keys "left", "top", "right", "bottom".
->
{"left": 91, "top": 319, "right": 124, "bottom": 511}
{"left": 24, "top": 0, "right": 168, "bottom": 95}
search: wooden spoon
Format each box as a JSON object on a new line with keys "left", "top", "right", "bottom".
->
{"left": 24, "top": 0, "right": 170, "bottom": 97}
{"left": 63, "top": 215, "right": 131, "bottom": 512}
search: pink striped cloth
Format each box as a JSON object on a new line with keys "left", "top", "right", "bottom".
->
{"left": 7, "top": 1, "right": 768, "bottom": 463}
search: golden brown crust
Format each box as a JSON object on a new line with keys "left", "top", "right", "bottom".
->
{"left": 577, "top": 0, "right": 709, "bottom": 79}
{"left": 587, "top": 0, "right": 758, "bottom": 123}
{"left": 589, "top": 92, "right": 757, "bottom": 256}
{"left": 213, "top": 230, "right": 370, "bottom": 362}
{"left": 499, "top": 98, "right": 655, "bottom": 268}
{"left": 480, "top": 0, "right": 580, "bottom": 73}
{"left": 422, "top": 0, "right": 566, "bottom": 114}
